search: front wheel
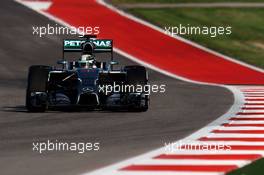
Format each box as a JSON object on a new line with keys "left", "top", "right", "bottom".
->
{"left": 124, "top": 65, "right": 149, "bottom": 112}
{"left": 26, "top": 65, "right": 50, "bottom": 112}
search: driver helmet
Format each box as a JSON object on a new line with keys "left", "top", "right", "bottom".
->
{"left": 78, "top": 55, "right": 95, "bottom": 68}
{"left": 77, "top": 41, "right": 96, "bottom": 68}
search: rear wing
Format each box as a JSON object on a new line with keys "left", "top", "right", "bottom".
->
{"left": 63, "top": 39, "right": 113, "bottom": 53}
{"left": 62, "top": 36, "right": 114, "bottom": 61}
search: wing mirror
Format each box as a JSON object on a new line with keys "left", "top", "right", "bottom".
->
{"left": 57, "top": 60, "right": 68, "bottom": 69}
{"left": 110, "top": 60, "right": 119, "bottom": 65}
{"left": 108, "top": 61, "right": 119, "bottom": 71}
{"left": 57, "top": 60, "right": 68, "bottom": 65}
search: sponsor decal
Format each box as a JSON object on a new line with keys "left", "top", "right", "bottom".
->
{"left": 64, "top": 39, "right": 112, "bottom": 50}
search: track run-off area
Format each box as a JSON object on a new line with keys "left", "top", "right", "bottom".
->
{"left": 12, "top": 0, "right": 264, "bottom": 174}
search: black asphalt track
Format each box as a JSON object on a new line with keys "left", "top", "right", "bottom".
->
{"left": 0, "top": 1, "right": 233, "bottom": 175}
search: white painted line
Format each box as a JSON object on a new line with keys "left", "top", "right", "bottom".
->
{"left": 184, "top": 140, "right": 264, "bottom": 145}
{"left": 20, "top": 1, "right": 51, "bottom": 10}
{"left": 207, "top": 133, "right": 264, "bottom": 138}
{"left": 244, "top": 97, "right": 264, "bottom": 99}
{"left": 238, "top": 86, "right": 264, "bottom": 89}
{"left": 235, "top": 115, "right": 264, "bottom": 117}
{"left": 239, "top": 110, "right": 264, "bottom": 113}
{"left": 177, "top": 147, "right": 264, "bottom": 152}
{"left": 243, "top": 105, "right": 264, "bottom": 108}
{"left": 230, "top": 121, "right": 264, "bottom": 124}
{"left": 244, "top": 101, "right": 264, "bottom": 104}
{"left": 136, "top": 159, "right": 249, "bottom": 166}
{"left": 243, "top": 91, "right": 264, "bottom": 92}
{"left": 166, "top": 150, "right": 264, "bottom": 155}
{"left": 109, "top": 171, "right": 225, "bottom": 175}
{"left": 243, "top": 92, "right": 264, "bottom": 94}
{"left": 218, "top": 126, "right": 264, "bottom": 130}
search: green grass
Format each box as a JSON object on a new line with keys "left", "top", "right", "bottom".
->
{"left": 113, "top": 0, "right": 264, "bottom": 3}
{"left": 227, "top": 158, "right": 264, "bottom": 175}
{"left": 128, "top": 8, "right": 264, "bottom": 68}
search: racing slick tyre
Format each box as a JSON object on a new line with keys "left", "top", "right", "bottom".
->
{"left": 124, "top": 65, "right": 149, "bottom": 112}
{"left": 26, "top": 65, "right": 51, "bottom": 112}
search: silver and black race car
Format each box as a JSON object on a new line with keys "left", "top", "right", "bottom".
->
{"left": 26, "top": 35, "right": 149, "bottom": 112}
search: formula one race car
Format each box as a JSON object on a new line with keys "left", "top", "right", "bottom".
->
{"left": 26, "top": 35, "right": 149, "bottom": 112}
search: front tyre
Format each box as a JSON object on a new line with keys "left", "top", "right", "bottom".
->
{"left": 26, "top": 65, "right": 50, "bottom": 112}
{"left": 124, "top": 65, "right": 149, "bottom": 112}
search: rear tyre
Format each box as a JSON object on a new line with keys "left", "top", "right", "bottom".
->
{"left": 124, "top": 65, "right": 149, "bottom": 112}
{"left": 26, "top": 65, "right": 50, "bottom": 112}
